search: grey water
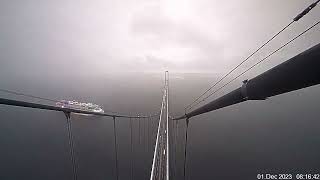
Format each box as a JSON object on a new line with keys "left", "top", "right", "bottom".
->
{"left": 0, "top": 72, "right": 320, "bottom": 180}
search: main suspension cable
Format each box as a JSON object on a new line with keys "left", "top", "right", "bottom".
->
{"left": 185, "top": 0, "right": 320, "bottom": 112}
{"left": 190, "top": 19, "right": 320, "bottom": 109}
{"left": 184, "top": 21, "right": 293, "bottom": 111}
{"left": 0, "top": 88, "right": 59, "bottom": 102}
{"left": 0, "top": 88, "right": 158, "bottom": 117}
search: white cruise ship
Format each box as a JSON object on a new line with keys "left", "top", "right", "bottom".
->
{"left": 55, "top": 100, "right": 104, "bottom": 113}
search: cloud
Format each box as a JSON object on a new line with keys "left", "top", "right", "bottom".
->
{"left": 0, "top": 0, "right": 319, "bottom": 76}
{"left": 128, "top": 2, "right": 228, "bottom": 72}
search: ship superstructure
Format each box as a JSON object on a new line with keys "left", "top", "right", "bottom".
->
{"left": 55, "top": 100, "right": 104, "bottom": 113}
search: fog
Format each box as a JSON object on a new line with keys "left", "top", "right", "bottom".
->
{"left": 1, "top": 0, "right": 320, "bottom": 179}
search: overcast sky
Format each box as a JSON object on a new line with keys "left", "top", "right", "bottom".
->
{"left": 0, "top": 0, "right": 319, "bottom": 76}
{"left": 0, "top": 2, "right": 320, "bottom": 179}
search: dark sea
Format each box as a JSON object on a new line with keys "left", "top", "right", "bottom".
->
{"left": 0, "top": 72, "right": 320, "bottom": 180}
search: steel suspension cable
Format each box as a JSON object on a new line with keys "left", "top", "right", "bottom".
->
{"left": 138, "top": 118, "right": 141, "bottom": 145}
{"left": 185, "top": 0, "right": 320, "bottom": 112}
{"left": 144, "top": 117, "right": 146, "bottom": 155}
{"left": 174, "top": 119, "right": 178, "bottom": 179}
{"left": 171, "top": 117, "right": 176, "bottom": 179}
{"left": 134, "top": 118, "right": 138, "bottom": 180}
{"left": 189, "top": 19, "right": 320, "bottom": 109}
{"left": 183, "top": 119, "right": 190, "bottom": 180}
{"left": 143, "top": 118, "right": 147, "bottom": 180}
{"left": 113, "top": 117, "right": 119, "bottom": 180}
{"left": 65, "top": 116, "right": 78, "bottom": 180}
{"left": 137, "top": 118, "right": 141, "bottom": 179}
{"left": 148, "top": 116, "right": 150, "bottom": 159}
{"left": 0, "top": 88, "right": 59, "bottom": 102}
{"left": 130, "top": 118, "right": 134, "bottom": 180}
{"left": 0, "top": 88, "right": 158, "bottom": 117}
{"left": 185, "top": 21, "right": 293, "bottom": 111}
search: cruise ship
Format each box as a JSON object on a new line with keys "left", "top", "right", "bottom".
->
{"left": 55, "top": 100, "right": 104, "bottom": 113}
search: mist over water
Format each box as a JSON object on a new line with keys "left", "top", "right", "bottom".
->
{"left": 0, "top": 72, "right": 320, "bottom": 180}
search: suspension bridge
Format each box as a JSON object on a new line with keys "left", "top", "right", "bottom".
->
{"left": 0, "top": 1, "right": 320, "bottom": 180}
